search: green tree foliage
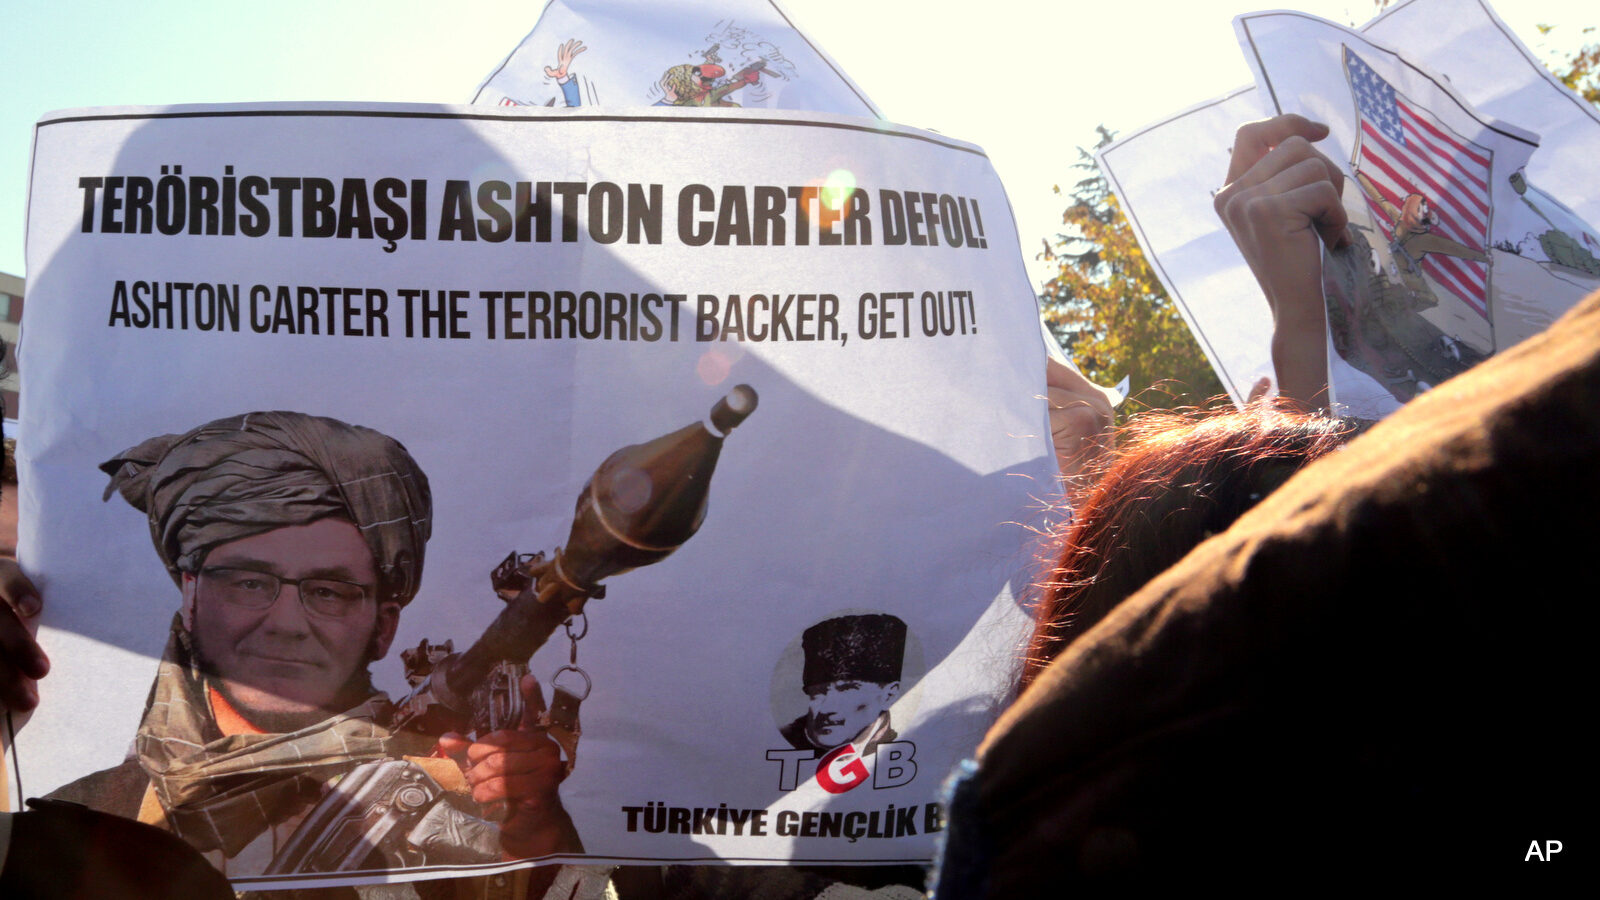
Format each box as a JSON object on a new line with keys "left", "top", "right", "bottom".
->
{"left": 1038, "top": 127, "right": 1225, "bottom": 412}
{"left": 1541, "top": 25, "right": 1599, "bottom": 107}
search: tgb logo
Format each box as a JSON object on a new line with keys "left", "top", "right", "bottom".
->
{"left": 766, "top": 738, "right": 918, "bottom": 794}
{"left": 769, "top": 612, "right": 919, "bottom": 793}
{"left": 816, "top": 742, "right": 871, "bottom": 793}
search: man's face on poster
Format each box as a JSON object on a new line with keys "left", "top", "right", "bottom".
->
{"left": 180, "top": 518, "right": 399, "bottom": 726}
{"left": 803, "top": 678, "right": 898, "bottom": 750}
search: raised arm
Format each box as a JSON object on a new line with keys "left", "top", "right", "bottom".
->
{"left": 1213, "top": 114, "right": 1350, "bottom": 411}
{"left": 1045, "top": 357, "right": 1115, "bottom": 489}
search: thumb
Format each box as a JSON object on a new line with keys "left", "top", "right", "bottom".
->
{"left": 519, "top": 673, "right": 547, "bottom": 731}
{"left": 435, "top": 731, "right": 471, "bottom": 759}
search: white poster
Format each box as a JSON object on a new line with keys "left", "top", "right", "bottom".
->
{"left": 473, "top": 0, "right": 881, "bottom": 116}
{"left": 15, "top": 103, "right": 1049, "bottom": 889}
{"left": 1238, "top": 10, "right": 1598, "bottom": 417}
{"left": 1098, "top": 0, "right": 1600, "bottom": 411}
{"left": 1097, "top": 87, "right": 1272, "bottom": 403}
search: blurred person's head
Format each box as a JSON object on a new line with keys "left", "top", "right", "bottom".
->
{"left": 1022, "top": 404, "right": 1355, "bottom": 688}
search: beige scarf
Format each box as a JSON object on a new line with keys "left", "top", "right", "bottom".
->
{"left": 134, "top": 615, "right": 433, "bottom": 856}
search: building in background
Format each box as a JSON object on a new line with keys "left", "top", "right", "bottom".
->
{"left": 1, "top": 271, "right": 20, "bottom": 425}
{"left": 2, "top": 271, "right": 18, "bottom": 535}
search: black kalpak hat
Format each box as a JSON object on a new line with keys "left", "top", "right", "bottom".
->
{"left": 801, "top": 614, "right": 907, "bottom": 689}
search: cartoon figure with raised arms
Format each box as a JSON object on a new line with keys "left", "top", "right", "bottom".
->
{"left": 545, "top": 38, "right": 587, "bottom": 108}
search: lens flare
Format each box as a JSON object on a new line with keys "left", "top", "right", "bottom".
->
{"left": 696, "top": 348, "right": 734, "bottom": 386}
{"left": 822, "top": 169, "right": 858, "bottom": 212}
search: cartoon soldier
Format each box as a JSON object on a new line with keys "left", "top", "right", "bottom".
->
{"left": 1354, "top": 169, "right": 1488, "bottom": 281}
{"left": 656, "top": 61, "right": 766, "bottom": 107}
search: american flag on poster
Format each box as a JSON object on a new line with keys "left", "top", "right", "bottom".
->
{"left": 1344, "top": 46, "right": 1493, "bottom": 319}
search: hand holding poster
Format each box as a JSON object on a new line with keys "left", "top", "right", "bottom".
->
{"left": 1099, "top": 0, "right": 1600, "bottom": 415}
{"left": 1236, "top": 10, "right": 1599, "bottom": 416}
{"left": 17, "top": 103, "right": 1051, "bottom": 889}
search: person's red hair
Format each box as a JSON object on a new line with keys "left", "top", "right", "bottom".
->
{"left": 1021, "top": 404, "right": 1355, "bottom": 688}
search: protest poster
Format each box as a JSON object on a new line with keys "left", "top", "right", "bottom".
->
{"left": 1237, "top": 10, "right": 1598, "bottom": 416}
{"left": 1365, "top": 0, "right": 1600, "bottom": 220}
{"left": 473, "top": 0, "right": 880, "bottom": 117}
{"left": 1098, "top": 0, "right": 1600, "bottom": 413}
{"left": 14, "top": 102, "right": 1052, "bottom": 888}
{"left": 1097, "top": 87, "right": 1272, "bottom": 404}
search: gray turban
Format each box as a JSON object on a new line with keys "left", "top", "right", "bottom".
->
{"left": 101, "top": 411, "right": 432, "bottom": 605}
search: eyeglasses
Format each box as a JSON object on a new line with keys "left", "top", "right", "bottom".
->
{"left": 198, "top": 566, "right": 374, "bottom": 619}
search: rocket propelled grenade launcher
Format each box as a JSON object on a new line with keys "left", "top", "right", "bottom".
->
{"left": 276, "top": 390, "right": 758, "bottom": 874}
{"left": 390, "top": 384, "right": 759, "bottom": 735}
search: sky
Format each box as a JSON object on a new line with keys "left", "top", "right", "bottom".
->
{"left": 2, "top": 0, "right": 1593, "bottom": 287}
